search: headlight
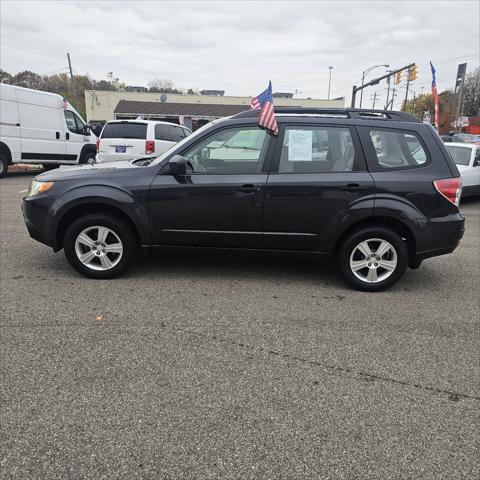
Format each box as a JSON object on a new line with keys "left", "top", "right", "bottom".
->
{"left": 27, "top": 180, "right": 54, "bottom": 197}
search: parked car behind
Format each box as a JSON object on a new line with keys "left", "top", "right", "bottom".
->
{"left": 0, "top": 84, "right": 96, "bottom": 178}
{"left": 23, "top": 108, "right": 465, "bottom": 292}
{"left": 445, "top": 142, "right": 480, "bottom": 198}
{"left": 457, "top": 133, "right": 480, "bottom": 147}
{"left": 441, "top": 133, "right": 464, "bottom": 143}
{"left": 96, "top": 119, "right": 191, "bottom": 163}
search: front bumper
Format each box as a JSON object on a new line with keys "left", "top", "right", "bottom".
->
{"left": 22, "top": 197, "right": 58, "bottom": 250}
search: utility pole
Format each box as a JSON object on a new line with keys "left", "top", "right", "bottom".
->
{"left": 390, "top": 88, "right": 397, "bottom": 110}
{"left": 385, "top": 73, "right": 391, "bottom": 110}
{"left": 328, "top": 66, "right": 333, "bottom": 100}
{"left": 404, "top": 75, "right": 411, "bottom": 111}
{"left": 412, "top": 92, "right": 416, "bottom": 115}
{"left": 371, "top": 91, "right": 378, "bottom": 109}
{"left": 67, "top": 52, "right": 77, "bottom": 104}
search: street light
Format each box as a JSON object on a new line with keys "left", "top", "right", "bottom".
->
{"left": 328, "top": 66, "right": 333, "bottom": 100}
{"left": 359, "top": 64, "right": 389, "bottom": 108}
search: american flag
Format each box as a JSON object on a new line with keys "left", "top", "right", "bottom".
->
{"left": 430, "top": 62, "right": 439, "bottom": 131}
{"left": 250, "top": 81, "right": 278, "bottom": 135}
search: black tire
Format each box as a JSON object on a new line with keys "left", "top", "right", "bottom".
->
{"left": 338, "top": 226, "right": 408, "bottom": 292}
{"left": 80, "top": 150, "right": 96, "bottom": 165}
{"left": 0, "top": 153, "right": 8, "bottom": 178}
{"left": 63, "top": 214, "right": 137, "bottom": 279}
{"left": 42, "top": 164, "right": 59, "bottom": 171}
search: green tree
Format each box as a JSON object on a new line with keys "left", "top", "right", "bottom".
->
{"left": 13, "top": 70, "right": 43, "bottom": 89}
{"left": 0, "top": 69, "right": 13, "bottom": 84}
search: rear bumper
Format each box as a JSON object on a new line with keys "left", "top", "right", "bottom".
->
{"left": 412, "top": 212, "right": 465, "bottom": 267}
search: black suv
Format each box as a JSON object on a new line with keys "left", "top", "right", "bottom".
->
{"left": 22, "top": 108, "right": 464, "bottom": 291}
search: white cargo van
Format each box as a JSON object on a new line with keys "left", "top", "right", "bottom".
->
{"left": 0, "top": 84, "right": 97, "bottom": 178}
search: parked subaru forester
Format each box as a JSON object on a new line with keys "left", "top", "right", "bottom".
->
{"left": 22, "top": 108, "right": 465, "bottom": 291}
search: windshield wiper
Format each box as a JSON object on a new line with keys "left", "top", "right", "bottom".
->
{"left": 132, "top": 156, "right": 155, "bottom": 166}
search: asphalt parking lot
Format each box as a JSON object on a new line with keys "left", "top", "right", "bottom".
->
{"left": 1, "top": 171, "right": 479, "bottom": 479}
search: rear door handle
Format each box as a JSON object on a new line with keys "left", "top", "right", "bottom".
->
{"left": 55, "top": 131, "right": 60, "bottom": 139}
{"left": 341, "top": 183, "right": 368, "bottom": 192}
{"left": 236, "top": 184, "right": 260, "bottom": 194}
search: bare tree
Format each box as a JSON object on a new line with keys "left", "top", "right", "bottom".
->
{"left": 462, "top": 68, "right": 480, "bottom": 117}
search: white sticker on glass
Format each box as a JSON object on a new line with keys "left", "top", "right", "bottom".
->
{"left": 288, "top": 130, "right": 313, "bottom": 161}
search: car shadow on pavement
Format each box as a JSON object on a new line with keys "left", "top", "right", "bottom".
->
{"left": 130, "top": 246, "right": 343, "bottom": 286}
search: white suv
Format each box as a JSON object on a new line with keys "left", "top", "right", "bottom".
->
{"left": 96, "top": 119, "right": 191, "bottom": 163}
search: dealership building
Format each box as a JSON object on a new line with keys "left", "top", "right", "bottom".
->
{"left": 84, "top": 90, "right": 345, "bottom": 130}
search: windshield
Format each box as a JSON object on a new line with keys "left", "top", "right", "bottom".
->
{"left": 445, "top": 145, "right": 472, "bottom": 166}
{"left": 151, "top": 121, "right": 217, "bottom": 165}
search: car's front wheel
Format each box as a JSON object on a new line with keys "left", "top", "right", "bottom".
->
{"left": 338, "top": 226, "right": 408, "bottom": 292}
{"left": 63, "top": 214, "right": 136, "bottom": 278}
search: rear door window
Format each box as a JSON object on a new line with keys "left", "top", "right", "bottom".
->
{"left": 101, "top": 122, "right": 147, "bottom": 139}
{"left": 366, "top": 129, "right": 429, "bottom": 170}
{"left": 169, "top": 126, "right": 185, "bottom": 142}
{"left": 278, "top": 126, "right": 361, "bottom": 173}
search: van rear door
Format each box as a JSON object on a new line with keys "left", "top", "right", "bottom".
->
{"left": 98, "top": 121, "right": 148, "bottom": 162}
{"left": 17, "top": 88, "right": 66, "bottom": 164}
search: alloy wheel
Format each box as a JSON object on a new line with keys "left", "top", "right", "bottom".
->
{"left": 349, "top": 238, "right": 398, "bottom": 283}
{"left": 74, "top": 225, "right": 123, "bottom": 271}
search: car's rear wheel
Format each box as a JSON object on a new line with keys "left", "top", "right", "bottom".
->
{"left": 338, "top": 226, "right": 408, "bottom": 292}
{"left": 63, "top": 214, "right": 136, "bottom": 278}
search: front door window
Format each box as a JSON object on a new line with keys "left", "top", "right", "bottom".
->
{"left": 182, "top": 127, "right": 269, "bottom": 174}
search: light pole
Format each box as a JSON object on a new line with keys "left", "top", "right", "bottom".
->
{"left": 328, "top": 66, "right": 333, "bottom": 100}
{"left": 359, "top": 64, "right": 389, "bottom": 108}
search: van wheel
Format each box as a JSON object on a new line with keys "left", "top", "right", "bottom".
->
{"left": 42, "top": 164, "right": 58, "bottom": 171}
{"left": 63, "top": 214, "right": 136, "bottom": 279}
{"left": 0, "top": 153, "right": 8, "bottom": 178}
{"left": 338, "top": 226, "right": 408, "bottom": 292}
{"left": 81, "top": 151, "right": 96, "bottom": 165}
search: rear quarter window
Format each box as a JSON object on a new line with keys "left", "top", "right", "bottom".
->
{"left": 365, "top": 128, "right": 429, "bottom": 171}
{"left": 101, "top": 123, "right": 147, "bottom": 139}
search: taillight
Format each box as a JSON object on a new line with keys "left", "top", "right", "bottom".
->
{"left": 434, "top": 178, "right": 462, "bottom": 207}
{"left": 145, "top": 140, "right": 155, "bottom": 155}
{"left": 96, "top": 138, "right": 100, "bottom": 153}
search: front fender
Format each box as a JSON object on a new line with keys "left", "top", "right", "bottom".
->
{"left": 46, "top": 184, "right": 150, "bottom": 245}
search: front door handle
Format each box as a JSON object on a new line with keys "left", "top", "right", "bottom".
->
{"left": 341, "top": 183, "right": 368, "bottom": 192}
{"left": 66, "top": 132, "right": 70, "bottom": 140}
{"left": 236, "top": 184, "right": 260, "bottom": 194}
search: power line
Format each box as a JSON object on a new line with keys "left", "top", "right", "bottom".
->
{"left": 432, "top": 53, "right": 479, "bottom": 64}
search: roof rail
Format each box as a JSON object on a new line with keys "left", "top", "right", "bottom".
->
{"left": 232, "top": 107, "right": 421, "bottom": 123}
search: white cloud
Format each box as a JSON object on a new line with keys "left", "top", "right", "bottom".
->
{"left": 0, "top": 0, "right": 478, "bottom": 108}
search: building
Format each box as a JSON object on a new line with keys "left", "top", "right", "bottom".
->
{"left": 85, "top": 90, "right": 345, "bottom": 130}
{"left": 199, "top": 89, "right": 225, "bottom": 96}
{"left": 125, "top": 86, "right": 148, "bottom": 93}
{"left": 273, "top": 92, "right": 294, "bottom": 98}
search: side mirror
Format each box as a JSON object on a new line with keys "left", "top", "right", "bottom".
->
{"left": 82, "top": 125, "right": 90, "bottom": 136}
{"left": 167, "top": 155, "right": 188, "bottom": 175}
